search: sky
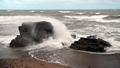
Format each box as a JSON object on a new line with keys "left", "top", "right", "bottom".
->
{"left": 0, "top": 0, "right": 120, "bottom": 9}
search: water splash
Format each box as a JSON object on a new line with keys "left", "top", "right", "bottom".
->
{"left": 0, "top": 16, "right": 73, "bottom": 50}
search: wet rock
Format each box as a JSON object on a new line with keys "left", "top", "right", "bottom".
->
{"left": 10, "top": 21, "right": 54, "bottom": 48}
{"left": 70, "top": 36, "right": 112, "bottom": 52}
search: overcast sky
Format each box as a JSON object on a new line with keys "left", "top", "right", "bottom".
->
{"left": 0, "top": 0, "right": 120, "bottom": 9}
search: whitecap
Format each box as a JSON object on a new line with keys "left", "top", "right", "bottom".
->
{"left": 59, "top": 11, "right": 73, "bottom": 13}
{"left": 76, "top": 13, "right": 85, "bottom": 15}
{"left": 30, "top": 11, "right": 35, "bottom": 13}
{"left": 96, "top": 12, "right": 101, "bottom": 15}
{"left": 64, "top": 15, "right": 120, "bottom": 23}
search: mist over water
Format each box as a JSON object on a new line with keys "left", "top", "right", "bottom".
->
{"left": 0, "top": 16, "right": 73, "bottom": 49}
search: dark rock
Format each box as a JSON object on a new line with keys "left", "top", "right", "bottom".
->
{"left": 71, "top": 34, "right": 76, "bottom": 39}
{"left": 70, "top": 36, "right": 112, "bottom": 52}
{"left": 10, "top": 21, "right": 54, "bottom": 48}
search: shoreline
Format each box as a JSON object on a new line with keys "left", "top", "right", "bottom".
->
{"left": 0, "top": 48, "right": 71, "bottom": 68}
{"left": 0, "top": 57, "right": 71, "bottom": 68}
{"left": 0, "top": 48, "right": 120, "bottom": 68}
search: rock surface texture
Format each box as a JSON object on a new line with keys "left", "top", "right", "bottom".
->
{"left": 70, "top": 36, "right": 112, "bottom": 52}
{"left": 10, "top": 21, "right": 54, "bottom": 48}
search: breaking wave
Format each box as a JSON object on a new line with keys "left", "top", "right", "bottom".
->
{"left": 59, "top": 11, "right": 73, "bottom": 13}
{"left": 103, "top": 15, "right": 120, "bottom": 20}
{"left": 0, "top": 16, "right": 73, "bottom": 50}
{"left": 30, "top": 11, "right": 44, "bottom": 13}
{"left": 0, "top": 15, "right": 120, "bottom": 68}
{"left": 0, "top": 15, "right": 120, "bottom": 52}
{"left": 64, "top": 15, "right": 120, "bottom": 23}
{"left": 96, "top": 12, "right": 101, "bottom": 15}
{"left": 75, "top": 13, "right": 85, "bottom": 15}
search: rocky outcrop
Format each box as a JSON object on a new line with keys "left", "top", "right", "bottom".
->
{"left": 10, "top": 21, "right": 54, "bottom": 48}
{"left": 70, "top": 36, "right": 112, "bottom": 52}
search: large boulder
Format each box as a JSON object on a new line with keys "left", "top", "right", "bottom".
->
{"left": 10, "top": 21, "right": 54, "bottom": 48}
{"left": 70, "top": 36, "right": 112, "bottom": 52}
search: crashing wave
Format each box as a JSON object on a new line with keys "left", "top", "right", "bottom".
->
{"left": 0, "top": 16, "right": 73, "bottom": 50}
{"left": 64, "top": 15, "right": 120, "bottom": 23}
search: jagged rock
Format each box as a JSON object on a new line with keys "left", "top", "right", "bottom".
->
{"left": 10, "top": 21, "right": 54, "bottom": 48}
{"left": 70, "top": 36, "right": 112, "bottom": 52}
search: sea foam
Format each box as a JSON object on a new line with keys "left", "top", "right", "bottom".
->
{"left": 64, "top": 15, "right": 120, "bottom": 23}
{"left": 0, "top": 16, "right": 73, "bottom": 50}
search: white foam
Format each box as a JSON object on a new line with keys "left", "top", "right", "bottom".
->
{"left": 29, "top": 50, "right": 69, "bottom": 67}
{"left": 0, "top": 15, "right": 120, "bottom": 52}
{"left": 0, "top": 36, "right": 16, "bottom": 45}
{"left": 30, "top": 11, "right": 35, "bottom": 13}
{"left": 64, "top": 15, "right": 107, "bottom": 20}
{"left": 96, "top": 12, "right": 101, "bottom": 15}
{"left": 105, "top": 38, "right": 120, "bottom": 52}
{"left": 64, "top": 15, "right": 120, "bottom": 23}
{"left": 7, "top": 10, "right": 13, "bottom": 12}
{"left": 76, "top": 13, "right": 85, "bottom": 15}
{"left": 29, "top": 11, "right": 44, "bottom": 13}
{"left": 40, "top": 11, "right": 44, "bottom": 12}
{"left": 0, "top": 15, "right": 73, "bottom": 50}
{"left": 24, "top": 16, "right": 74, "bottom": 50}
{"left": 26, "top": 38, "right": 66, "bottom": 51}
{"left": 71, "top": 24, "right": 120, "bottom": 36}
{"left": 59, "top": 11, "right": 73, "bottom": 13}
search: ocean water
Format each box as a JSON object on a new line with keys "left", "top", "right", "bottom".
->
{"left": 0, "top": 10, "right": 120, "bottom": 68}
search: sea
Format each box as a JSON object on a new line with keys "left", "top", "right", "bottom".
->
{"left": 0, "top": 10, "right": 120, "bottom": 68}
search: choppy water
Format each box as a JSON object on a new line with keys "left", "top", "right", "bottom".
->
{"left": 0, "top": 10, "right": 120, "bottom": 68}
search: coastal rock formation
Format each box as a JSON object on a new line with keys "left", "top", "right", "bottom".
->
{"left": 10, "top": 21, "right": 54, "bottom": 48}
{"left": 70, "top": 36, "right": 112, "bottom": 52}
